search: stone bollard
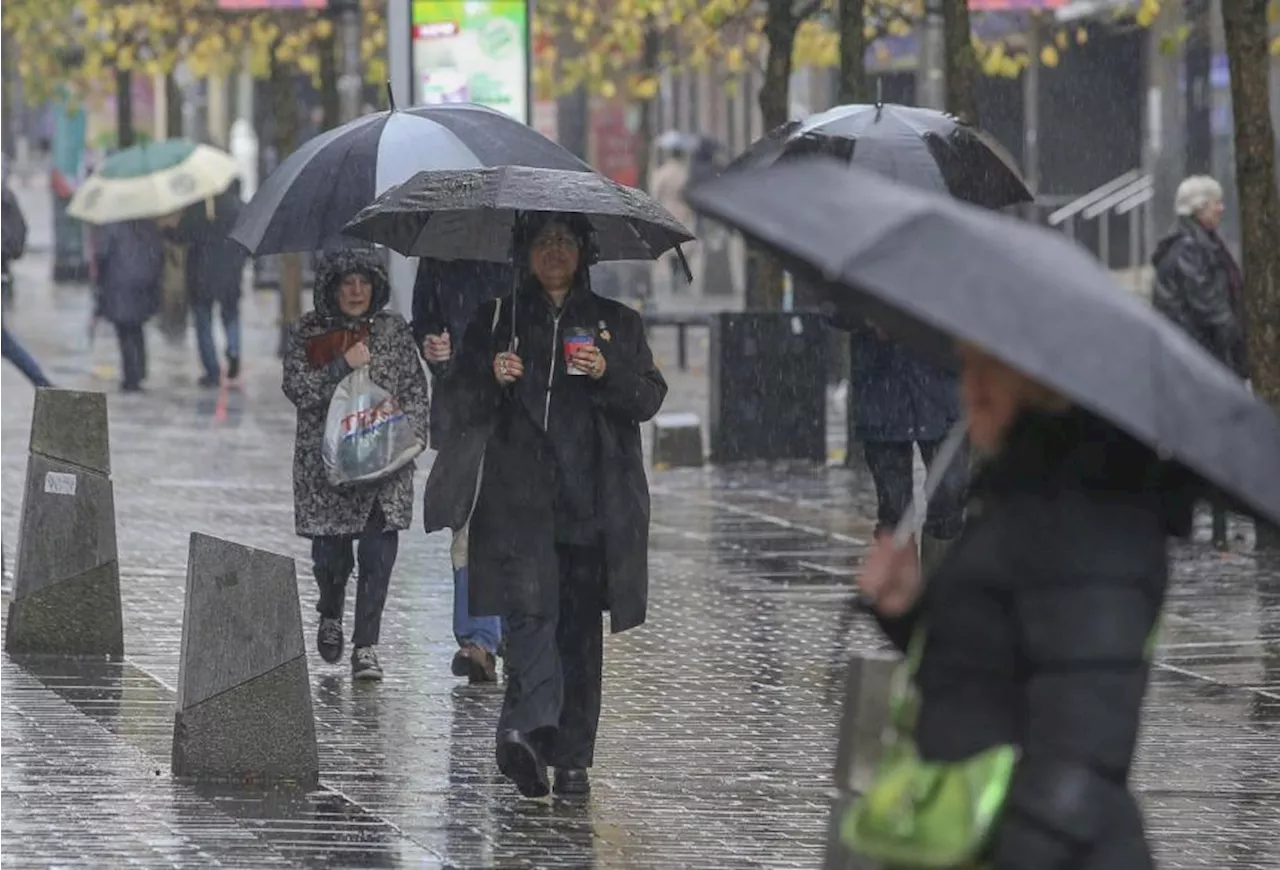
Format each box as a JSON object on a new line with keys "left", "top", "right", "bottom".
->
{"left": 172, "top": 533, "right": 319, "bottom": 786}
{"left": 5, "top": 390, "right": 123, "bottom": 659}
{"left": 651, "top": 412, "right": 704, "bottom": 470}
{"left": 822, "top": 650, "right": 900, "bottom": 870}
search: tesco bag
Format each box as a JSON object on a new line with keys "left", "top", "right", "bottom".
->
{"left": 323, "top": 367, "right": 424, "bottom": 487}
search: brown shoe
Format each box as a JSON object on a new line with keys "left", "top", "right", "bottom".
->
{"left": 451, "top": 643, "right": 497, "bottom": 684}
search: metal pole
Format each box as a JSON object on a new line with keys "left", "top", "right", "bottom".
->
{"left": 1023, "top": 11, "right": 1042, "bottom": 196}
{"left": 1129, "top": 208, "right": 1140, "bottom": 292}
{"left": 332, "top": 0, "right": 363, "bottom": 122}
{"left": 1099, "top": 214, "right": 1110, "bottom": 268}
{"left": 918, "top": 0, "right": 946, "bottom": 110}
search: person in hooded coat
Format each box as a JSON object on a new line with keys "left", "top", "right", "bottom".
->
{"left": 167, "top": 182, "right": 249, "bottom": 387}
{"left": 858, "top": 344, "right": 1199, "bottom": 870}
{"left": 411, "top": 257, "right": 514, "bottom": 684}
{"left": 282, "top": 248, "right": 430, "bottom": 682}
{"left": 94, "top": 219, "right": 165, "bottom": 392}
{"left": 423, "top": 213, "right": 667, "bottom": 798}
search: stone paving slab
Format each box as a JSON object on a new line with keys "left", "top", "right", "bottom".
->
{"left": 3, "top": 245, "right": 1280, "bottom": 867}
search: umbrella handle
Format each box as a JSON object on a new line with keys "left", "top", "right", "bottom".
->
{"left": 890, "top": 420, "right": 968, "bottom": 551}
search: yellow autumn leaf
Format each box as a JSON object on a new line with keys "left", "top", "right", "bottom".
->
{"left": 1272, "top": 35, "right": 1280, "bottom": 56}
{"left": 1055, "top": 30, "right": 1068, "bottom": 50}
{"left": 1040, "top": 44, "right": 1059, "bottom": 67}
{"left": 1076, "top": 27, "right": 1088, "bottom": 45}
{"left": 632, "top": 76, "right": 659, "bottom": 100}
{"left": 600, "top": 78, "right": 617, "bottom": 98}
{"left": 314, "top": 19, "right": 334, "bottom": 39}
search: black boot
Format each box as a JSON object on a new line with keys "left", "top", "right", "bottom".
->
{"left": 553, "top": 767, "right": 590, "bottom": 796}
{"left": 497, "top": 730, "right": 549, "bottom": 798}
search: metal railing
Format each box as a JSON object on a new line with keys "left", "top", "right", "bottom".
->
{"left": 1047, "top": 169, "right": 1154, "bottom": 288}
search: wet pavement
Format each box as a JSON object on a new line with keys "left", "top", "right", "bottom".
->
{"left": 3, "top": 224, "right": 1280, "bottom": 867}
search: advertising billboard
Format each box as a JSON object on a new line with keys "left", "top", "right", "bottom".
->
{"left": 411, "top": 0, "right": 529, "bottom": 124}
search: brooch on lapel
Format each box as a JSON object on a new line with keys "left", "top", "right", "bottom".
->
{"left": 598, "top": 320, "right": 611, "bottom": 342}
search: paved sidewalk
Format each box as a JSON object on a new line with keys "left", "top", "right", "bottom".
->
{"left": 3, "top": 231, "right": 1279, "bottom": 866}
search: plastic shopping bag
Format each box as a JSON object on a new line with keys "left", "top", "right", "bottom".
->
{"left": 323, "top": 367, "right": 424, "bottom": 487}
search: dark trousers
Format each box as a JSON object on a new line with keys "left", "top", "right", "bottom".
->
{"left": 499, "top": 544, "right": 604, "bottom": 769}
{"left": 1, "top": 326, "right": 52, "bottom": 387}
{"left": 114, "top": 322, "right": 147, "bottom": 389}
{"left": 310, "top": 505, "right": 399, "bottom": 648}
{"left": 862, "top": 438, "right": 968, "bottom": 539}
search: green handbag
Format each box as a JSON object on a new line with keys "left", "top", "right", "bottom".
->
{"left": 840, "top": 629, "right": 1015, "bottom": 870}
{"left": 842, "top": 618, "right": 1162, "bottom": 870}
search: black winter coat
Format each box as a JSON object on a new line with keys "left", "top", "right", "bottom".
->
{"left": 1151, "top": 217, "right": 1249, "bottom": 378}
{"left": 170, "top": 191, "right": 248, "bottom": 307}
{"left": 876, "top": 409, "right": 1196, "bottom": 870}
{"left": 422, "top": 282, "right": 667, "bottom": 633}
{"left": 94, "top": 220, "right": 164, "bottom": 326}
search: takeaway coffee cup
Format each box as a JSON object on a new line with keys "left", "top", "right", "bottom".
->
{"left": 563, "top": 327, "right": 594, "bottom": 375}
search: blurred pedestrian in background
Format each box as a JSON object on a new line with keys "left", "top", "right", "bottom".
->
{"left": 283, "top": 249, "right": 430, "bottom": 682}
{"left": 411, "top": 256, "right": 512, "bottom": 683}
{"left": 1151, "top": 175, "right": 1250, "bottom": 549}
{"left": 167, "top": 181, "right": 248, "bottom": 388}
{"left": 650, "top": 144, "right": 692, "bottom": 293}
{"left": 93, "top": 219, "right": 164, "bottom": 392}
{"left": 0, "top": 176, "right": 52, "bottom": 386}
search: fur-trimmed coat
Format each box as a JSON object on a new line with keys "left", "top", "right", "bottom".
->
{"left": 282, "top": 249, "right": 430, "bottom": 538}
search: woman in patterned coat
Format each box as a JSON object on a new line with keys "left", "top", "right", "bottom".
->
{"left": 282, "top": 248, "right": 430, "bottom": 681}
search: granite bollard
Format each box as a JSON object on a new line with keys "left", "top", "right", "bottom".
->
{"left": 171, "top": 533, "right": 319, "bottom": 785}
{"left": 5, "top": 390, "right": 123, "bottom": 658}
{"left": 651, "top": 412, "right": 704, "bottom": 469}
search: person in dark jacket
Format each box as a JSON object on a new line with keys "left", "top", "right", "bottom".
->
{"left": 858, "top": 343, "right": 1197, "bottom": 870}
{"left": 168, "top": 182, "right": 249, "bottom": 387}
{"left": 426, "top": 213, "right": 667, "bottom": 798}
{"left": 282, "top": 248, "right": 431, "bottom": 682}
{"left": 1, "top": 184, "right": 53, "bottom": 387}
{"left": 94, "top": 220, "right": 165, "bottom": 392}
{"left": 841, "top": 316, "right": 970, "bottom": 573}
{"left": 411, "top": 257, "right": 514, "bottom": 684}
{"left": 1151, "top": 175, "right": 1249, "bottom": 549}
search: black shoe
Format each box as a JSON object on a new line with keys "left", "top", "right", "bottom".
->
{"left": 553, "top": 767, "right": 590, "bottom": 796}
{"left": 317, "top": 617, "right": 344, "bottom": 663}
{"left": 198, "top": 374, "right": 220, "bottom": 388}
{"left": 226, "top": 354, "right": 240, "bottom": 381}
{"left": 351, "top": 646, "right": 384, "bottom": 681}
{"left": 496, "top": 730, "right": 549, "bottom": 798}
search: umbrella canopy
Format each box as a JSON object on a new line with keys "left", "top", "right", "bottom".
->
{"left": 726, "top": 104, "right": 1030, "bottom": 209}
{"left": 685, "top": 158, "right": 1280, "bottom": 526}
{"left": 343, "top": 165, "right": 695, "bottom": 264}
{"left": 230, "top": 103, "right": 592, "bottom": 255}
{"left": 68, "top": 139, "right": 238, "bottom": 225}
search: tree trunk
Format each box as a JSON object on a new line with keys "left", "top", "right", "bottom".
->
{"left": 941, "top": 0, "right": 980, "bottom": 125}
{"left": 115, "top": 68, "right": 135, "bottom": 148}
{"left": 748, "top": 0, "right": 802, "bottom": 310}
{"left": 634, "top": 26, "right": 661, "bottom": 193}
{"left": 165, "top": 73, "right": 183, "bottom": 140}
{"left": 270, "top": 50, "right": 304, "bottom": 353}
{"left": 1221, "top": 0, "right": 1280, "bottom": 549}
{"left": 837, "top": 0, "right": 868, "bottom": 104}
{"left": 319, "top": 30, "right": 340, "bottom": 131}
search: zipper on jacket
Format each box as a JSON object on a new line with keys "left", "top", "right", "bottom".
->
{"left": 544, "top": 310, "right": 562, "bottom": 430}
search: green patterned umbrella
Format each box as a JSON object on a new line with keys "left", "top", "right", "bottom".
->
{"left": 68, "top": 139, "right": 238, "bottom": 224}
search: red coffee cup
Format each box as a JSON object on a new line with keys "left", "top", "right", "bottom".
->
{"left": 563, "top": 327, "right": 594, "bottom": 375}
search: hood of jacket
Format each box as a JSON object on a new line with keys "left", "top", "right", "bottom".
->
{"left": 312, "top": 248, "right": 391, "bottom": 323}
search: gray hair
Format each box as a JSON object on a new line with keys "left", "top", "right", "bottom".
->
{"left": 1174, "top": 175, "right": 1224, "bottom": 217}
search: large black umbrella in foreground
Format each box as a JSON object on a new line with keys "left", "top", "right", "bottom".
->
{"left": 726, "top": 103, "right": 1030, "bottom": 210}
{"left": 685, "top": 158, "right": 1280, "bottom": 526}
{"left": 231, "top": 102, "right": 591, "bottom": 255}
{"left": 343, "top": 165, "right": 695, "bottom": 265}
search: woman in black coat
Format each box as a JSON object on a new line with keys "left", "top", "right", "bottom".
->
{"left": 429, "top": 213, "right": 666, "bottom": 798}
{"left": 858, "top": 344, "right": 1197, "bottom": 870}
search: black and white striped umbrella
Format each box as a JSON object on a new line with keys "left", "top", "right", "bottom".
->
{"left": 230, "top": 103, "right": 591, "bottom": 256}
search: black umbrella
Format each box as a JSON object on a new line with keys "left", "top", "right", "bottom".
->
{"left": 685, "top": 158, "right": 1280, "bottom": 526}
{"left": 342, "top": 165, "right": 695, "bottom": 265}
{"left": 230, "top": 103, "right": 591, "bottom": 255}
{"left": 726, "top": 103, "right": 1030, "bottom": 209}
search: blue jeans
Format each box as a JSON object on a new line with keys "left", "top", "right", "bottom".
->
{"left": 1, "top": 326, "right": 53, "bottom": 387}
{"left": 192, "top": 299, "right": 241, "bottom": 380}
{"left": 454, "top": 565, "right": 502, "bottom": 654}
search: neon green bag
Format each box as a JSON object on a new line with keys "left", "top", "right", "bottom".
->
{"left": 840, "top": 630, "right": 1015, "bottom": 870}
{"left": 842, "top": 619, "right": 1162, "bottom": 870}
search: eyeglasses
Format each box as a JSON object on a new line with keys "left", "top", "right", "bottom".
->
{"left": 532, "top": 233, "right": 580, "bottom": 251}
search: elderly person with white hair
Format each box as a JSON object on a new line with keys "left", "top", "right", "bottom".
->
{"left": 1151, "top": 175, "right": 1249, "bottom": 548}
